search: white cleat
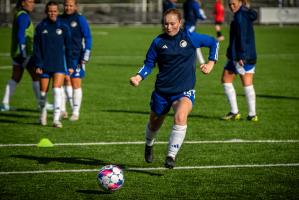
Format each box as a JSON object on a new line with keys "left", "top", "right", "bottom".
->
{"left": 53, "top": 120, "right": 63, "bottom": 128}
{"left": 69, "top": 114, "right": 79, "bottom": 121}
{"left": 0, "top": 104, "right": 10, "bottom": 111}
{"left": 60, "top": 111, "right": 68, "bottom": 119}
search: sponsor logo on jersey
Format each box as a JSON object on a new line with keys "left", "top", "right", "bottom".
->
{"left": 42, "top": 29, "right": 48, "bottom": 34}
{"left": 180, "top": 40, "right": 187, "bottom": 48}
{"left": 56, "top": 29, "right": 63, "bottom": 35}
{"left": 71, "top": 21, "right": 77, "bottom": 28}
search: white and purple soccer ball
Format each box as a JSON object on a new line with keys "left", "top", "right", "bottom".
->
{"left": 97, "top": 165, "right": 124, "bottom": 191}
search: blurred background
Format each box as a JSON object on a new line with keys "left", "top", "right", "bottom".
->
{"left": 0, "top": 0, "right": 299, "bottom": 26}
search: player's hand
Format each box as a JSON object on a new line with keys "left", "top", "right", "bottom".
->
{"left": 36, "top": 68, "right": 43, "bottom": 74}
{"left": 68, "top": 68, "right": 74, "bottom": 75}
{"left": 130, "top": 74, "right": 142, "bottom": 87}
{"left": 200, "top": 61, "right": 215, "bottom": 74}
{"left": 238, "top": 60, "right": 244, "bottom": 66}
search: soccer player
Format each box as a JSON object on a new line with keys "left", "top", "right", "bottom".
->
{"left": 163, "top": 0, "right": 177, "bottom": 13}
{"left": 130, "top": 9, "right": 219, "bottom": 169}
{"left": 0, "top": 0, "right": 39, "bottom": 111}
{"left": 60, "top": 0, "right": 92, "bottom": 121}
{"left": 183, "top": 0, "right": 207, "bottom": 65}
{"left": 221, "top": 0, "right": 258, "bottom": 121}
{"left": 214, "top": 0, "right": 225, "bottom": 41}
{"left": 34, "top": 1, "right": 74, "bottom": 128}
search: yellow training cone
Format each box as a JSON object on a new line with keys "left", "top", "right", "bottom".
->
{"left": 37, "top": 138, "right": 54, "bottom": 147}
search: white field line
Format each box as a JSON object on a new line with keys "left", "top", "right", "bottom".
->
{"left": 0, "top": 139, "right": 299, "bottom": 147}
{"left": 0, "top": 163, "right": 299, "bottom": 175}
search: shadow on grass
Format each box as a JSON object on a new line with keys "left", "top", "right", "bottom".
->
{"left": 102, "top": 109, "right": 220, "bottom": 120}
{"left": 76, "top": 189, "right": 110, "bottom": 195}
{"left": 11, "top": 155, "right": 164, "bottom": 177}
{"left": 213, "top": 92, "right": 299, "bottom": 101}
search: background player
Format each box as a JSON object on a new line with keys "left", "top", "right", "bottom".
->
{"left": 60, "top": 0, "right": 92, "bottom": 121}
{"left": 130, "top": 9, "right": 218, "bottom": 169}
{"left": 221, "top": 0, "right": 258, "bottom": 121}
{"left": 214, "top": 0, "right": 225, "bottom": 41}
{"left": 183, "top": 0, "right": 207, "bottom": 65}
{"left": 0, "top": 0, "right": 39, "bottom": 111}
{"left": 34, "top": 1, "right": 74, "bottom": 128}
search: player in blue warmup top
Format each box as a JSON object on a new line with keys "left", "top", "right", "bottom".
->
{"left": 34, "top": 1, "right": 74, "bottom": 128}
{"left": 0, "top": 0, "right": 39, "bottom": 111}
{"left": 221, "top": 0, "right": 258, "bottom": 122}
{"left": 60, "top": 0, "right": 92, "bottom": 121}
{"left": 163, "top": 0, "right": 177, "bottom": 13}
{"left": 130, "top": 9, "right": 219, "bottom": 169}
{"left": 183, "top": 0, "right": 207, "bottom": 65}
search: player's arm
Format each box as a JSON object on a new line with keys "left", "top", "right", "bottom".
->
{"left": 130, "top": 39, "right": 158, "bottom": 87}
{"left": 16, "top": 13, "right": 30, "bottom": 59}
{"left": 189, "top": 32, "right": 219, "bottom": 74}
{"left": 79, "top": 16, "right": 92, "bottom": 63}
{"left": 64, "top": 25, "right": 74, "bottom": 75}
{"left": 33, "top": 25, "right": 43, "bottom": 74}
{"left": 235, "top": 13, "right": 247, "bottom": 65}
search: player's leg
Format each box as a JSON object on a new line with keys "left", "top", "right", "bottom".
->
{"left": 64, "top": 75, "right": 73, "bottom": 108}
{"left": 70, "top": 77, "right": 82, "bottom": 121}
{"left": 165, "top": 96, "right": 193, "bottom": 169}
{"left": 144, "top": 91, "right": 170, "bottom": 163}
{"left": 1, "top": 63, "right": 24, "bottom": 111}
{"left": 39, "top": 76, "right": 50, "bottom": 126}
{"left": 240, "top": 72, "right": 258, "bottom": 121}
{"left": 221, "top": 65, "right": 240, "bottom": 120}
{"left": 215, "top": 23, "right": 224, "bottom": 41}
{"left": 60, "top": 76, "right": 72, "bottom": 119}
{"left": 26, "top": 59, "right": 41, "bottom": 109}
{"left": 52, "top": 73, "right": 65, "bottom": 128}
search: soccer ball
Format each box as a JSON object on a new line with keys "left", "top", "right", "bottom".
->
{"left": 97, "top": 165, "right": 124, "bottom": 191}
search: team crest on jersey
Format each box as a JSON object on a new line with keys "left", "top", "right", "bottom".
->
{"left": 71, "top": 21, "right": 77, "bottom": 28}
{"left": 42, "top": 29, "right": 48, "bottom": 34}
{"left": 56, "top": 29, "right": 63, "bottom": 35}
{"left": 180, "top": 40, "right": 187, "bottom": 48}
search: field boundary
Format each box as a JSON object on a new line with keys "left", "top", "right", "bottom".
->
{"left": 0, "top": 163, "right": 298, "bottom": 175}
{"left": 0, "top": 139, "right": 299, "bottom": 147}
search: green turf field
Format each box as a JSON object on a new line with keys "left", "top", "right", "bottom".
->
{"left": 0, "top": 25, "right": 298, "bottom": 199}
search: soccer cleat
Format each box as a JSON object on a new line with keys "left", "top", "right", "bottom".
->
{"left": 69, "top": 114, "right": 79, "bottom": 121}
{"left": 0, "top": 104, "right": 10, "bottom": 111}
{"left": 60, "top": 111, "right": 68, "bottom": 119}
{"left": 164, "top": 156, "right": 175, "bottom": 169}
{"left": 247, "top": 115, "right": 258, "bottom": 122}
{"left": 53, "top": 120, "right": 63, "bottom": 128}
{"left": 222, "top": 112, "right": 241, "bottom": 121}
{"left": 144, "top": 144, "right": 153, "bottom": 163}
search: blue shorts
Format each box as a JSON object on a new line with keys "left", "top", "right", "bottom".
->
{"left": 150, "top": 90, "right": 195, "bottom": 116}
{"left": 69, "top": 59, "right": 85, "bottom": 78}
{"left": 224, "top": 60, "right": 256, "bottom": 75}
{"left": 40, "top": 71, "right": 66, "bottom": 78}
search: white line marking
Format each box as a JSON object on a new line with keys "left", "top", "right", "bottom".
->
{"left": 0, "top": 163, "right": 298, "bottom": 175}
{"left": 0, "top": 140, "right": 298, "bottom": 147}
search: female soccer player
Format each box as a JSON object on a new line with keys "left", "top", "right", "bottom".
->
{"left": 221, "top": 0, "right": 258, "bottom": 121}
{"left": 34, "top": 1, "right": 74, "bottom": 128}
{"left": 60, "top": 0, "right": 92, "bottom": 121}
{"left": 183, "top": 0, "right": 207, "bottom": 65}
{"left": 214, "top": 0, "right": 225, "bottom": 41}
{"left": 0, "top": 0, "right": 39, "bottom": 111}
{"left": 130, "top": 9, "right": 219, "bottom": 169}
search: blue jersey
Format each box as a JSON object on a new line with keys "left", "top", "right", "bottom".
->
{"left": 137, "top": 30, "right": 219, "bottom": 95}
{"left": 34, "top": 18, "right": 73, "bottom": 72}
{"left": 227, "top": 6, "right": 257, "bottom": 64}
{"left": 183, "top": 0, "right": 206, "bottom": 28}
{"left": 60, "top": 12, "right": 92, "bottom": 63}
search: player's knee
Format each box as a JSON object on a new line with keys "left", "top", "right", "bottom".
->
{"left": 174, "top": 113, "right": 187, "bottom": 125}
